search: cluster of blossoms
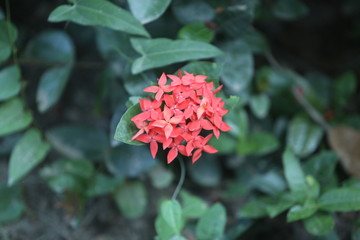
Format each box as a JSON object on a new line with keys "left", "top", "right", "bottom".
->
{"left": 131, "top": 71, "right": 231, "bottom": 164}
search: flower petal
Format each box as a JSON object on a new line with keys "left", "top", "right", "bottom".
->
{"left": 167, "top": 148, "right": 178, "bottom": 164}
{"left": 164, "top": 123, "right": 173, "bottom": 139}
{"left": 158, "top": 73, "right": 167, "bottom": 86}
{"left": 151, "top": 120, "right": 167, "bottom": 128}
{"left": 150, "top": 141, "right": 158, "bottom": 158}
{"left": 203, "top": 145, "right": 218, "bottom": 154}
{"left": 143, "top": 86, "right": 159, "bottom": 93}
{"left": 192, "top": 149, "right": 202, "bottom": 163}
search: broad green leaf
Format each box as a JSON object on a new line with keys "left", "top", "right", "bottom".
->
{"left": 40, "top": 158, "right": 93, "bottom": 179}
{"left": 8, "top": 128, "right": 50, "bottom": 185}
{"left": 223, "top": 219, "right": 252, "bottom": 240}
{"left": 188, "top": 155, "right": 222, "bottom": 187}
{"left": 160, "top": 200, "right": 183, "bottom": 234}
{"left": 114, "top": 103, "right": 144, "bottom": 145}
{"left": 237, "top": 131, "right": 279, "bottom": 156}
{"left": 178, "top": 22, "right": 214, "bottom": 43}
{"left": 48, "top": 0, "right": 149, "bottom": 37}
{"left": 306, "top": 176, "right": 320, "bottom": 199}
{"left": 0, "top": 65, "right": 21, "bottom": 101}
{"left": 224, "top": 96, "right": 241, "bottom": 111}
{"left": 172, "top": 0, "right": 214, "bottom": 25}
{"left": 127, "top": 0, "right": 171, "bottom": 24}
{"left": 209, "top": 133, "right": 236, "bottom": 154}
{"left": 86, "top": 173, "right": 120, "bottom": 197}
{"left": 169, "top": 236, "right": 187, "bottom": 240}
{"left": 286, "top": 115, "right": 323, "bottom": 158}
{"left": 0, "top": 20, "right": 17, "bottom": 62}
{"left": 155, "top": 215, "right": 177, "bottom": 240}
{"left": 0, "top": 98, "right": 33, "bottom": 137}
{"left": 287, "top": 200, "right": 318, "bottom": 222}
{"left": 334, "top": 71, "right": 357, "bottom": 109}
{"left": 46, "top": 174, "right": 84, "bottom": 194}
{"left": 123, "top": 65, "right": 155, "bottom": 96}
{"left": 319, "top": 188, "right": 360, "bottom": 212}
{"left": 249, "top": 93, "right": 270, "bottom": 119}
{"left": 304, "top": 213, "right": 334, "bottom": 236}
{"left": 114, "top": 181, "right": 147, "bottom": 219}
{"left": 148, "top": 163, "right": 174, "bottom": 189}
{"left": 180, "top": 61, "right": 222, "bottom": 84}
{"left": 130, "top": 38, "right": 223, "bottom": 74}
{"left": 282, "top": 148, "right": 307, "bottom": 202}
{"left": 24, "top": 30, "right": 74, "bottom": 63}
{"left": 272, "top": 0, "right": 309, "bottom": 20}
{"left": 252, "top": 170, "right": 287, "bottom": 195}
{"left": 216, "top": 40, "right": 253, "bottom": 94}
{"left": 37, "top": 66, "right": 72, "bottom": 112}
{"left": 106, "top": 145, "right": 156, "bottom": 178}
{"left": 0, "top": 185, "right": 25, "bottom": 223}
{"left": 255, "top": 66, "right": 291, "bottom": 95}
{"left": 180, "top": 191, "right": 208, "bottom": 219}
{"left": 225, "top": 109, "right": 248, "bottom": 138}
{"left": 196, "top": 203, "right": 226, "bottom": 240}
{"left": 46, "top": 124, "right": 109, "bottom": 160}
{"left": 265, "top": 194, "right": 295, "bottom": 218}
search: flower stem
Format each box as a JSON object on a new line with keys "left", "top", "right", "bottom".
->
{"left": 171, "top": 156, "right": 186, "bottom": 201}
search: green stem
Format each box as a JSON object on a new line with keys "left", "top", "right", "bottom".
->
{"left": 171, "top": 156, "right": 186, "bottom": 201}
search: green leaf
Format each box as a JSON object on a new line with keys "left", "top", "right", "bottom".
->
{"left": 216, "top": 40, "right": 253, "bottom": 94}
{"left": 287, "top": 200, "right": 318, "bottom": 222}
{"left": 304, "top": 213, "right": 334, "bottom": 236}
{"left": 0, "top": 185, "right": 25, "bottom": 223}
{"left": 252, "top": 170, "right": 287, "bottom": 196}
{"left": 286, "top": 116, "right": 324, "bottom": 158}
{"left": 209, "top": 133, "right": 236, "bottom": 154}
{"left": 0, "top": 65, "right": 21, "bottom": 101}
{"left": 180, "top": 191, "right": 208, "bottom": 219}
{"left": 160, "top": 200, "right": 183, "bottom": 235}
{"left": 180, "top": 61, "right": 222, "bottom": 86}
{"left": 47, "top": 174, "right": 84, "bottom": 194}
{"left": 24, "top": 30, "right": 74, "bottom": 63}
{"left": 249, "top": 93, "right": 270, "bottom": 119}
{"left": 172, "top": 0, "right": 214, "bottom": 25}
{"left": 319, "top": 188, "right": 360, "bottom": 211}
{"left": 237, "top": 131, "right": 279, "bottom": 156}
{"left": 114, "top": 103, "right": 144, "bottom": 145}
{"left": 127, "top": 0, "right": 171, "bottom": 24}
{"left": 178, "top": 22, "right": 214, "bottom": 43}
{"left": 155, "top": 215, "right": 177, "bottom": 240}
{"left": 0, "top": 98, "right": 33, "bottom": 137}
{"left": 8, "top": 128, "right": 50, "bottom": 185}
{"left": 224, "top": 96, "right": 240, "bottom": 111}
{"left": 272, "top": 0, "right": 309, "bottom": 21}
{"left": 148, "top": 163, "right": 174, "bottom": 189}
{"left": 196, "top": 203, "right": 226, "bottom": 240}
{"left": 86, "top": 173, "right": 120, "bottom": 197}
{"left": 130, "top": 38, "right": 223, "bottom": 74}
{"left": 114, "top": 181, "right": 147, "bottom": 219}
{"left": 334, "top": 71, "right": 357, "bottom": 109}
{"left": 0, "top": 20, "right": 17, "bottom": 62}
{"left": 188, "top": 155, "right": 222, "bottom": 187}
{"left": 282, "top": 148, "right": 307, "bottom": 202}
{"left": 46, "top": 124, "right": 109, "bottom": 160}
{"left": 37, "top": 66, "right": 72, "bottom": 112}
{"left": 169, "top": 236, "right": 187, "bottom": 240}
{"left": 48, "top": 0, "right": 149, "bottom": 37}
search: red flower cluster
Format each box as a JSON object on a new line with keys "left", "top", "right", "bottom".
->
{"left": 131, "top": 71, "right": 231, "bottom": 164}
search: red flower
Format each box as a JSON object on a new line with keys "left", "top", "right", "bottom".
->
{"left": 130, "top": 71, "right": 231, "bottom": 163}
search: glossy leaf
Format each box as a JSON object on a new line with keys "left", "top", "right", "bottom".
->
{"left": 0, "top": 65, "right": 21, "bottom": 101}
{"left": 287, "top": 200, "right": 318, "bottom": 222}
{"left": 37, "top": 66, "right": 72, "bottom": 112}
{"left": 196, "top": 203, "right": 226, "bottom": 240}
{"left": 304, "top": 213, "right": 334, "bottom": 236}
{"left": 8, "top": 128, "right": 50, "bottom": 185}
{"left": 114, "top": 103, "right": 144, "bottom": 145}
{"left": 130, "top": 38, "right": 223, "bottom": 74}
{"left": 237, "top": 131, "right": 279, "bottom": 156}
{"left": 0, "top": 98, "right": 32, "bottom": 137}
{"left": 114, "top": 181, "right": 147, "bottom": 219}
{"left": 180, "top": 191, "right": 208, "bottom": 219}
{"left": 286, "top": 116, "right": 323, "bottom": 158}
{"left": 160, "top": 200, "right": 183, "bottom": 235}
{"left": 48, "top": 0, "right": 149, "bottom": 37}
{"left": 46, "top": 124, "right": 108, "bottom": 160}
{"left": 319, "top": 188, "right": 360, "bottom": 212}
{"left": 249, "top": 93, "right": 270, "bottom": 119}
{"left": 252, "top": 170, "right": 287, "bottom": 195}
{"left": 127, "top": 0, "right": 171, "bottom": 24}
{"left": 282, "top": 148, "right": 307, "bottom": 202}
{"left": 0, "top": 20, "right": 17, "bottom": 62}
{"left": 178, "top": 22, "right": 214, "bottom": 43}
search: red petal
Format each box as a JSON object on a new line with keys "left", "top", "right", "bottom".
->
{"left": 164, "top": 123, "right": 173, "bottom": 139}
{"left": 220, "top": 122, "right": 232, "bottom": 131}
{"left": 143, "top": 86, "right": 159, "bottom": 93}
{"left": 131, "top": 111, "right": 150, "bottom": 122}
{"left": 184, "top": 108, "right": 193, "bottom": 119}
{"left": 158, "top": 73, "right": 167, "bottom": 86}
{"left": 178, "top": 145, "right": 189, "bottom": 156}
{"left": 155, "top": 89, "right": 164, "bottom": 101}
{"left": 200, "top": 119, "right": 213, "bottom": 130}
{"left": 151, "top": 120, "right": 167, "bottom": 128}
{"left": 163, "top": 106, "right": 172, "bottom": 121}
{"left": 131, "top": 129, "right": 144, "bottom": 140}
{"left": 192, "top": 149, "right": 202, "bottom": 163}
{"left": 170, "top": 115, "right": 183, "bottom": 125}
{"left": 188, "top": 120, "right": 201, "bottom": 131}
{"left": 197, "top": 106, "right": 205, "bottom": 119}
{"left": 204, "top": 145, "right": 218, "bottom": 154}
{"left": 150, "top": 141, "right": 158, "bottom": 158}
{"left": 186, "top": 142, "right": 194, "bottom": 156}
{"left": 136, "top": 134, "right": 151, "bottom": 143}
{"left": 164, "top": 94, "right": 175, "bottom": 107}
{"left": 162, "top": 137, "right": 173, "bottom": 149}
{"left": 167, "top": 148, "right": 178, "bottom": 164}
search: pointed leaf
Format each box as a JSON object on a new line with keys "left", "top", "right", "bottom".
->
{"left": 180, "top": 191, "right": 208, "bottom": 218}
{"left": 48, "top": 0, "right": 149, "bottom": 37}
{"left": 0, "top": 20, "right": 17, "bottom": 62}
{"left": 160, "top": 200, "right": 183, "bottom": 235}
{"left": 319, "top": 188, "right": 360, "bottom": 212}
{"left": 130, "top": 38, "right": 223, "bottom": 74}
{"left": 196, "top": 203, "right": 226, "bottom": 240}
{"left": 127, "top": 0, "right": 171, "bottom": 24}
{"left": 8, "top": 128, "right": 50, "bottom": 185}
{"left": 178, "top": 22, "right": 214, "bottom": 43}
{"left": 0, "top": 185, "right": 25, "bottom": 223}
{"left": 249, "top": 93, "right": 270, "bottom": 119}
{"left": 287, "top": 200, "right": 318, "bottom": 222}
{"left": 304, "top": 213, "right": 334, "bottom": 236}
{"left": 0, "top": 65, "right": 21, "bottom": 101}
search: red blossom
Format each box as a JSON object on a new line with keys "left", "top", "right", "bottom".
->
{"left": 130, "top": 71, "right": 231, "bottom": 163}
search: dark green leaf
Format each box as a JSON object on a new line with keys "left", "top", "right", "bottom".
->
{"left": 188, "top": 155, "right": 222, "bottom": 187}
{"left": 196, "top": 203, "right": 226, "bottom": 240}
{"left": 209, "top": 133, "right": 236, "bottom": 154}
{"left": 287, "top": 200, "right": 318, "bottom": 222}
{"left": 0, "top": 20, "right": 17, "bottom": 62}
{"left": 127, "top": 0, "right": 171, "bottom": 24}
{"left": 252, "top": 170, "right": 287, "bottom": 195}
{"left": 249, "top": 93, "right": 270, "bottom": 119}
{"left": 46, "top": 124, "right": 109, "bottom": 160}
{"left": 334, "top": 71, "right": 357, "bottom": 109}
{"left": 114, "top": 103, "right": 144, "bottom": 145}
{"left": 130, "top": 38, "right": 223, "bottom": 74}
{"left": 237, "top": 131, "right": 279, "bottom": 156}
{"left": 223, "top": 219, "right": 252, "bottom": 240}
{"left": 180, "top": 191, "right": 208, "bottom": 219}
{"left": 319, "top": 188, "right": 360, "bottom": 211}
{"left": 304, "top": 213, "right": 334, "bottom": 236}
{"left": 272, "top": 0, "right": 309, "bottom": 20}
{"left": 178, "top": 22, "right": 214, "bottom": 43}
{"left": 172, "top": 0, "right": 214, "bottom": 25}
{"left": 86, "top": 173, "right": 120, "bottom": 197}
{"left": 0, "top": 65, "right": 21, "bottom": 101}
{"left": 48, "top": 0, "right": 149, "bottom": 37}
{"left": 8, "top": 128, "right": 50, "bottom": 185}
{"left": 114, "top": 181, "right": 147, "bottom": 219}
{"left": 286, "top": 116, "right": 323, "bottom": 158}
{"left": 37, "top": 66, "right": 72, "bottom": 112}
{"left": 47, "top": 174, "right": 84, "bottom": 194}
{"left": 0, "top": 185, "right": 25, "bottom": 223}
{"left": 148, "top": 163, "right": 174, "bottom": 189}
{"left": 0, "top": 98, "right": 32, "bottom": 137}
{"left": 40, "top": 158, "right": 94, "bottom": 180}
{"left": 282, "top": 148, "right": 307, "bottom": 202}
{"left": 160, "top": 200, "right": 183, "bottom": 234}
